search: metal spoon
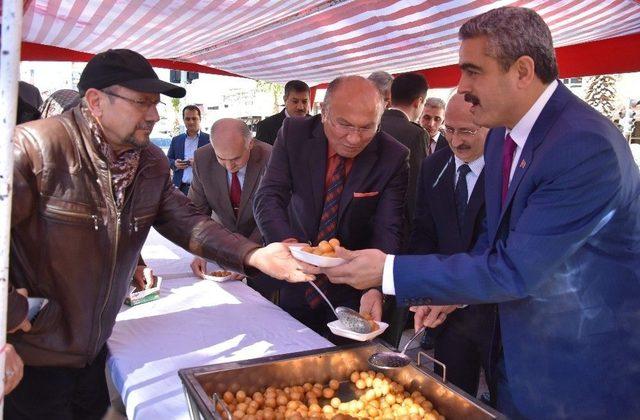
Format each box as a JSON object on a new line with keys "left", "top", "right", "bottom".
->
{"left": 368, "top": 326, "right": 426, "bottom": 369}
{"left": 308, "top": 281, "right": 373, "bottom": 333}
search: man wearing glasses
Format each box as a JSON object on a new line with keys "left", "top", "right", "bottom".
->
{"left": 7, "top": 49, "right": 313, "bottom": 418}
{"left": 409, "top": 93, "right": 496, "bottom": 404}
{"left": 254, "top": 75, "right": 409, "bottom": 339}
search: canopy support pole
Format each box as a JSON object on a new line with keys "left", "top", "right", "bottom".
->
{"left": 0, "top": 0, "right": 23, "bottom": 412}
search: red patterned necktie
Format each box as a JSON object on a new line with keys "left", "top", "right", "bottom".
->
{"left": 229, "top": 172, "right": 241, "bottom": 217}
{"left": 305, "top": 156, "right": 346, "bottom": 309}
{"left": 501, "top": 134, "right": 517, "bottom": 207}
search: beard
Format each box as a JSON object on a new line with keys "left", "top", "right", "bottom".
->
{"left": 124, "top": 122, "right": 154, "bottom": 149}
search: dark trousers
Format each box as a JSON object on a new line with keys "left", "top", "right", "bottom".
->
{"left": 280, "top": 282, "right": 360, "bottom": 345}
{"left": 5, "top": 346, "right": 110, "bottom": 420}
{"left": 179, "top": 182, "right": 191, "bottom": 195}
{"left": 433, "top": 304, "right": 498, "bottom": 404}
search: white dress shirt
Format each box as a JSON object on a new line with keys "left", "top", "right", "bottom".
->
{"left": 506, "top": 80, "right": 558, "bottom": 183}
{"left": 429, "top": 132, "right": 442, "bottom": 154}
{"left": 181, "top": 131, "right": 200, "bottom": 184}
{"left": 454, "top": 154, "right": 485, "bottom": 202}
{"left": 383, "top": 80, "right": 559, "bottom": 296}
{"left": 226, "top": 164, "right": 248, "bottom": 191}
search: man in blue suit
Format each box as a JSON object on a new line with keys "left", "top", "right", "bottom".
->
{"left": 167, "top": 105, "right": 209, "bottom": 194}
{"left": 315, "top": 7, "right": 640, "bottom": 419}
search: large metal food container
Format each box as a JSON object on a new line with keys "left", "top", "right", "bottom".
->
{"left": 179, "top": 342, "right": 504, "bottom": 419}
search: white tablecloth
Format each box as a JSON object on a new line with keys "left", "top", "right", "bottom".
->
{"left": 107, "top": 229, "right": 332, "bottom": 419}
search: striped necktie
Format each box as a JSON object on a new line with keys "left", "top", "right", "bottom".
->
{"left": 305, "top": 156, "right": 346, "bottom": 308}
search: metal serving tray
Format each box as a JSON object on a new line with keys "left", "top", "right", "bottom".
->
{"left": 179, "top": 342, "right": 504, "bottom": 419}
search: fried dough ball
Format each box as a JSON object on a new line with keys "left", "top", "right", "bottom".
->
{"left": 236, "top": 390, "right": 247, "bottom": 403}
{"left": 217, "top": 370, "right": 443, "bottom": 420}
{"left": 322, "top": 387, "right": 335, "bottom": 399}
{"left": 328, "top": 238, "right": 340, "bottom": 248}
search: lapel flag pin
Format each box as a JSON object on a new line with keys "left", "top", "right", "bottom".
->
{"left": 520, "top": 159, "right": 526, "bottom": 169}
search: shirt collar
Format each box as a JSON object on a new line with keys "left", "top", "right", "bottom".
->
{"left": 388, "top": 107, "right": 410, "bottom": 121}
{"left": 284, "top": 109, "right": 290, "bottom": 118}
{"left": 506, "top": 79, "right": 558, "bottom": 148}
{"left": 230, "top": 164, "right": 247, "bottom": 179}
{"left": 454, "top": 154, "right": 485, "bottom": 177}
{"left": 186, "top": 130, "right": 200, "bottom": 140}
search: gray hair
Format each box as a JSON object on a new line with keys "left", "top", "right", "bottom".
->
{"left": 424, "top": 97, "right": 446, "bottom": 110}
{"left": 210, "top": 118, "right": 252, "bottom": 145}
{"left": 459, "top": 7, "right": 558, "bottom": 83}
{"left": 367, "top": 71, "right": 394, "bottom": 94}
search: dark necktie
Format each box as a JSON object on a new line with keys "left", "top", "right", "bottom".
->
{"left": 229, "top": 172, "right": 241, "bottom": 217}
{"left": 305, "top": 156, "right": 346, "bottom": 309}
{"left": 455, "top": 164, "right": 471, "bottom": 229}
{"left": 501, "top": 134, "right": 517, "bottom": 207}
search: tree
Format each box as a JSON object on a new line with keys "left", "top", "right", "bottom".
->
{"left": 584, "top": 75, "right": 618, "bottom": 123}
{"left": 256, "top": 81, "right": 284, "bottom": 114}
{"left": 171, "top": 97, "right": 182, "bottom": 135}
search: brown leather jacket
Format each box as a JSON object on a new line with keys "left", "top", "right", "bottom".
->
{"left": 9, "top": 107, "right": 260, "bottom": 367}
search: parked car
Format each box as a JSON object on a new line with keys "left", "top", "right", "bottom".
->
{"left": 151, "top": 137, "right": 171, "bottom": 155}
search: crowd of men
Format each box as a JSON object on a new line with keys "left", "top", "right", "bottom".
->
{"left": 5, "top": 6, "right": 639, "bottom": 420}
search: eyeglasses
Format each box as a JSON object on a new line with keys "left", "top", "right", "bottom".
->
{"left": 444, "top": 126, "right": 478, "bottom": 138}
{"left": 102, "top": 90, "right": 165, "bottom": 112}
{"left": 325, "top": 114, "right": 379, "bottom": 136}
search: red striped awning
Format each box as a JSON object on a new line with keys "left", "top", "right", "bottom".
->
{"left": 11, "top": 0, "right": 640, "bottom": 87}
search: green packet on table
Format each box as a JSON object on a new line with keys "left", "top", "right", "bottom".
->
{"left": 125, "top": 276, "right": 163, "bottom": 306}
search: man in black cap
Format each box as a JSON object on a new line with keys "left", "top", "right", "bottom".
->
{"left": 6, "top": 49, "right": 313, "bottom": 419}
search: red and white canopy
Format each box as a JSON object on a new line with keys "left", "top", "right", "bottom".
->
{"left": 11, "top": 0, "right": 640, "bottom": 87}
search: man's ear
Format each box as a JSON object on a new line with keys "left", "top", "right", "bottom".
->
{"left": 84, "top": 88, "right": 104, "bottom": 118}
{"left": 514, "top": 56, "right": 536, "bottom": 89}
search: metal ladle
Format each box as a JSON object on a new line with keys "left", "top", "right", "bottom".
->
{"left": 308, "top": 281, "right": 373, "bottom": 333}
{"left": 368, "top": 326, "right": 426, "bottom": 369}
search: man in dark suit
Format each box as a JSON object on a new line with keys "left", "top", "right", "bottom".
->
{"left": 188, "top": 119, "right": 278, "bottom": 300}
{"left": 317, "top": 7, "right": 640, "bottom": 419}
{"left": 167, "top": 105, "right": 209, "bottom": 194}
{"left": 255, "top": 80, "right": 310, "bottom": 145}
{"left": 380, "top": 72, "right": 429, "bottom": 241}
{"left": 409, "top": 93, "right": 497, "bottom": 402}
{"left": 420, "top": 97, "right": 448, "bottom": 155}
{"left": 254, "top": 76, "right": 409, "bottom": 339}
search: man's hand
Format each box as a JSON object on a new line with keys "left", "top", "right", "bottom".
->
{"left": 410, "top": 305, "right": 457, "bottom": 330}
{"left": 245, "top": 243, "right": 315, "bottom": 282}
{"left": 360, "top": 289, "right": 383, "bottom": 321}
{"left": 313, "top": 247, "right": 386, "bottom": 290}
{"left": 191, "top": 257, "right": 207, "bottom": 278}
{"left": 2, "top": 344, "right": 24, "bottom": 397}
{"left": 9, "top": 289, "right": 31, "bottom": 334}
{"left": 133, "top": 265, "right": 154, "bottom": 290}
{"left": 175, "top": 159, "right": 189, "bottom": 170}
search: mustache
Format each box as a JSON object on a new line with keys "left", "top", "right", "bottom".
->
{"left": 454, "top": 144, "right": 471, "bottom": 150}
{"left": 136, "top": 122, "right": 155, "bottom": 131}
{"left": 464, "top": 93, "right": 480, "bottom": 106}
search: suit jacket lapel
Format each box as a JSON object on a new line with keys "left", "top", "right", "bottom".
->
{"left": 436, "top": 156, "right": 462, "bottom": 242}
{"left": 309, "top": 124, "right": 328, "bottom": 234}
{"left": 212, "top": 160, "right": 236, "bottom": 223}
{"left": 338, "top": 136, "right": 379, "bottom": 223}
{"left": 485, "top": 128, "right": 505, "bottom": 242}
{"left": 462, "top": 169, "right": 485, "bottom": 249}
{"left": 178, "top": 134, "right": 186, "bottom": 159}
{"left": 238, "top": 148, "right": 262, "bottom": 226}
{"left": 198, "top": 132, "right": 209, "bottom": 148}
{"left": 497, "top": 83, "right": 568, "bottom": 230}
